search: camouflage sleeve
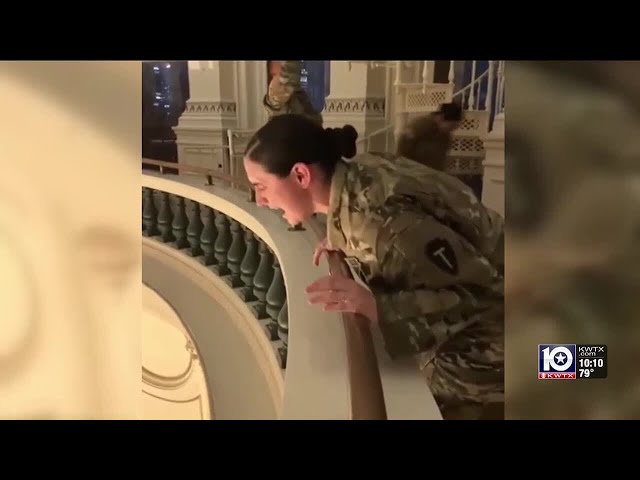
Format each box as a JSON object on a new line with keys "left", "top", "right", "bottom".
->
{"left": 372, "top": 209, "right": 501, "bottom": 359}
{"left": 264, "top": 61, "right": 323, "bottom": 125}
{"left": 264, "top": 61, "right": 301, "bottom": 112}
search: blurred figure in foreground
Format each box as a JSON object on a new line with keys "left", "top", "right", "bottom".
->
{"left": 0, "top": 62, "right": 140, "bottom": 419}
{"left": 506, "top": 61, "right": 640, "bottom": 419}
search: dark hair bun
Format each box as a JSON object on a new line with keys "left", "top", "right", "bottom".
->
{"left": 325, "top": 124, "right": 358, "bottom": 159}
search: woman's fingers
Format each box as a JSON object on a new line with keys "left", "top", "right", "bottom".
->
{"left": 322, "top": 302, "right": 354, "bottom": 313}
{"left": 312, "top": 238, "right": 329, "bottom": 266}
{"left": 307, "top": 291, "right": 343, "bottom": 305}
{"left": 305, "top": 275, "right": 352, "bottom": 294}
{"left": 313, "top": 246, "right": 327, "bottom": 266}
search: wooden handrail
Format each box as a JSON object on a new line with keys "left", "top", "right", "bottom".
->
{"left": 142, "top": 158, "right": 255, "bottom": 202}
{"left": 142, "top": 158, "right": 252, "bottom": 188}
{"left": 306, "top": 217, "right": 387, "bottom": 420}
{"left": 326, "top": 251, "right": 388, "bottom": 420}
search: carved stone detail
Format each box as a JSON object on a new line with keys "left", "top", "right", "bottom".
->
{"left": 322, "top": 98, "right": 385, "bottom": 116}
{"left": 184, "top": 101, "right": 237, "bottom": 116}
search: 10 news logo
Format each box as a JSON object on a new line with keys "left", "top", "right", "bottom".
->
{"left": 538, "top": 344, "right": 576, "bottom": 379}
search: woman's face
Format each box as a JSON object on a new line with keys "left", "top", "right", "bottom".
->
{"left": 243, "top": 157, "right": 315, "bottom": 226}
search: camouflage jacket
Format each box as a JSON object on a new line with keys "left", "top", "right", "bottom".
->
{"left": 326, "top": 154, "right": 504, "bottom": 404}
{"left": 263, "top": 61, "right": 323, "bottom": 125}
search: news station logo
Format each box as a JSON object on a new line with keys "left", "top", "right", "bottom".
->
{"left": 538, "top": 344, "right": 576, "bottom": 379}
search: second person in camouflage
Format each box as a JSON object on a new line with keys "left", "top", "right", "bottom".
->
{"left": 264, "top": 61, "right": 323, "bottom": 126}
{"left": 242, "top": 113, "right": 505, "bottom": 420}
{"left": 396, "top": 102, "right": 463, "bottom": 171}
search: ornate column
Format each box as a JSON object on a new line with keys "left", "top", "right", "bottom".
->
{"left": 322, "top": 61, "right": 386, "bottom": 153}
{"left": 226, "top": 61, "right": 268, "bottom": 183}
{"left": 172, "top": 61, "right": 238, "bottom": 174}
{"left": 234, "top": 61, "right": 268, "bottom": 130}
{"left": 481, "top": 112, "right": 505, "bottom": 217}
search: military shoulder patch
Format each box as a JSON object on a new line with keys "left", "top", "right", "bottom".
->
{"left": 425, "top": 238, "right": 458, "bottom": 275}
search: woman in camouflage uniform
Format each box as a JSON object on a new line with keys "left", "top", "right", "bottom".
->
{"left": 243, "top": 113, "right": 505, "bottom": 420}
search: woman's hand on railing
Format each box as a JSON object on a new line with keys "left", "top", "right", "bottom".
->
{"left": 305, "top": 275, "right": 378, "bottom": 323}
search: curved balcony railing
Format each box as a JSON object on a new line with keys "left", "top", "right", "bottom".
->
{"left": 141, "top": 159, "right": 440, "bottom": 420}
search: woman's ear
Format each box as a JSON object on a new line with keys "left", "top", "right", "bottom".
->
{"left": 291, "top": 163, "right": 311, "bottom": 188}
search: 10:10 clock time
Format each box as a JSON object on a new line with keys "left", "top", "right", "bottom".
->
{"left": 578, "top": 358, "right": 604, "bottom": 368}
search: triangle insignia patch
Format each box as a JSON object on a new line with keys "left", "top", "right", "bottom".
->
{"left": 425, "top": 238, "right": 458, "bottom": 275}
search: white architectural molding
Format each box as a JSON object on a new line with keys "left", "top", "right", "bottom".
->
{"left": 254, "top": 61, "right": 268, "bottom": 126}
{"left": 234, "top": 61, "right": 248, "bottom": 129}
{"left": 173, "top": 61, "right": 238, "bottom": 174}
{"left": 481, "top": 112, "right": 505, "bottom": 217}
{"left": 233, "top": 60, "right": 268, "bottom": 130}
{"left": 183, "top": 101, "right": 237, "bottom": 116}
{"left": 323, "top": 97, "right": 386, "bottom": 116}
{"left": 322, "top": 61, "right": 387, "bottom": 153}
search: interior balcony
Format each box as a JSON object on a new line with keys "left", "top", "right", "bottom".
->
{"left": 141, "top": 161, "right": 442, "bottom": 420}
{"left": 141, "top": 59, "right": 505, "bottom": 419}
